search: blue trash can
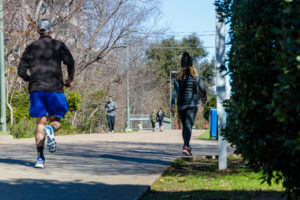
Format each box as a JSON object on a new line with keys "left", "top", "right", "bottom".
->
{"left": 210, "top": 109, "right": 217, "bottom": 139}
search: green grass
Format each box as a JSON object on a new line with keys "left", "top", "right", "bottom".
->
{"left": 118, "top": 130, "right": 134, "bottom": 133}
{"left": 141, "top": 158, "right": 284, "bottom": 200}
{"left": 197, "top": 129, "right": 216, "bottom": 140}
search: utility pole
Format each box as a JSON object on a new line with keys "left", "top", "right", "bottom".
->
{"left": 124, "top": 30, "right": 137, "bottom": 132}
{"left": 125, "top": 36, "right": 132, "bottom": 132}
{"left": 216, "top": 10, "right": 227, "bottom": 170}
{"left": 0, "top": 0, "right": 7, "bottom": 133}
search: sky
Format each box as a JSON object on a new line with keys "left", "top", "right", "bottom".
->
{"left": 158, "top": 0, "right": 217, "bottom": 60}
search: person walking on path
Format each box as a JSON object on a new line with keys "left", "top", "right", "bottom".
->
{"left": 149, "top": 109, "right": 157, "bottom": 132}
{"left": 156, "top": 108, "right": 165, "bottom": 132}
{"left": 105, "top": 96, "right": 117, "bottom": 134}
{"left": 18, "top": 19, "right": 75, "bottom": 168}
{"left": 171, "top": 52, "right": 207, "bottom": 156}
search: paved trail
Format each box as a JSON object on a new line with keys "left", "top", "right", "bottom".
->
{"left": 0, "top": 130, "right": 234, "bottom": 200}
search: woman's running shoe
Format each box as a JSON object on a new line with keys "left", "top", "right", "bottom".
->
{"left": 182, "top": 145, "right": 192, "bottom": 156}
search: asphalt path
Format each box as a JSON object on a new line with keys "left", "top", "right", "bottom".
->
{"left": 0, "top": 130, "right": 235, "bottom": 200}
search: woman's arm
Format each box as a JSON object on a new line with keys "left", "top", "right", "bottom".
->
{"left": 197, "top": 77, "right": 207, "bottom": 98}
{"left": 171, "top": 77, "right": 179, "bottom": 108}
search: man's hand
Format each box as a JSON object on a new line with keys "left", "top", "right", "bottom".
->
{"left": 64, "top": 78, "right": 72, "bottom": 88}
{"left": 170, "top": 106, "right": 175, "bottom": 113}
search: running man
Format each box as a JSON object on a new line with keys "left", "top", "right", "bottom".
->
{"left": 105, "top": 96, "right": 117, "bottom": 133}
{"left": 18, "top": 19, "right": 75, "bottom": 168}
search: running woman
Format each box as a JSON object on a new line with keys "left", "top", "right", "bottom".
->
{"left": 171, "top": 52, "right": 207, "bottom": 156}
{"left": 18, "top": 19, "right": 75, "bottom": 168}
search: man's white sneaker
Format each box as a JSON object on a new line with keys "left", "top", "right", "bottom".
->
{"left": 44, "top": 125, "right": 57, "bottom": 153}
{"left": 34, "top": 157, "right": 45, "bottom": 168}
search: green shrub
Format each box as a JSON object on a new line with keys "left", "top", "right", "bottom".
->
{"left": 216, "top": 0, "right": 300, "bottom": 198}
{"left": 9, "top": 119, "right": 36, "bottom": 138}
{"left": 7, "top": 90, "right": 83, "bottom": 137}
{"left": 58, "top": 90, "right": 83, "bottom": 135}
{"left": 66, "top": 90, "right": 82, "bottom": 112}
{"left": 203, "top": 95, "right": 216, "bottom": 121}
{"left": 7, "top": 90, "right": 30, "bottom": 123}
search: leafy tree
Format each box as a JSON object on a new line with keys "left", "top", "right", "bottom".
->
{"left": 216, "top": 0, "right": 300, "bottom": 198}
{"left": 146, "top": 34, "right": 209, "bottom": 81}
{"left": 199, "top": 60, "right": 216, "bottom": 96}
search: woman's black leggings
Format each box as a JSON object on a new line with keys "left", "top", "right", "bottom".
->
{"left": 178, "top": 107, "right": 198, "bottom": 147}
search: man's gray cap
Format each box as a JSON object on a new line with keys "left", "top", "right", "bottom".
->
{"left": 38, "top": 19, "right": 52, "bottom": 33}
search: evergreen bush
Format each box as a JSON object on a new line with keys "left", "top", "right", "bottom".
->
{"left": 216, "top": 0, "right": 300, "bottom": 198}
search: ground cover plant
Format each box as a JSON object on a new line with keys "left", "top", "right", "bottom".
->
{"left": 142, "top": 157, "right": 284, "bottom": 200}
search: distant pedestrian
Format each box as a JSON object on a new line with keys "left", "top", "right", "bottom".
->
{"left": 205, "top": 124, "right": 208, "bottom": 129}
{"left": 149, "top": 109, "right": 157, "bottom": 132}
{"left": 18, "top": 19, "right": 75, "bottom": 168}
{"left": 171, "top": 52, "right": 207, "bottom": 156}
{"left": 105, "top": 96, "right": 117, "bottom": 133}
{"left": 156, "top": 108, "right": 165, "bottom": 132}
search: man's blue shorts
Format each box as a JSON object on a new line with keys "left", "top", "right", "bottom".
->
{"left": 29, "top": 91, "right": 68, "bottom": 119}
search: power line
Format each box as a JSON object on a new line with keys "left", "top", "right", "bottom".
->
{"left": 147, "top": 46, "right": 216, "bottom": 49}
{"left": 135, "top": 33, "right": 216, "bottom": 37}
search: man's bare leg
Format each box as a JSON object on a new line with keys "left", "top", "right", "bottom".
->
{"left": 34, "top": 116, "right": 47, "bottom": 168}
{"left": 49, "top": 116, "right": 61, "bottom": 132}
{"left": 35, "top": 116, "right": 47, "bottom": 151}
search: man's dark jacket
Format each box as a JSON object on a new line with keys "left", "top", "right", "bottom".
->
{"left": 18, "top": 36, "right": 75, "bottom": 93}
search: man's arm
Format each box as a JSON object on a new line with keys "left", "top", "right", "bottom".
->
{"left": 60, "top": 42, "right": 75, "bottom": 85}
{"left": 18, "top": 46, "right": 31, "bottom": 81}
{"left": 113, "top": 103, "right": 117, "bottom": 111}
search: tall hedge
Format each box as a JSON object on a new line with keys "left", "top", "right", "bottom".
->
{"left": 216, "top": 0, "right": 300, "bottom": 198}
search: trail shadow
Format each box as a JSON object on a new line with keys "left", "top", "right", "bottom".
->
{"left": 0, "top": 179, "right": 148, "bottom": 200}
{"left": 0, "top": 158, "right": 34, "bottom": 166}
{"left": 141, "top": 190, "right": 285, "bottom": 200}
{"left": 99, "top": 154, "right": 170, "bottom": 165}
